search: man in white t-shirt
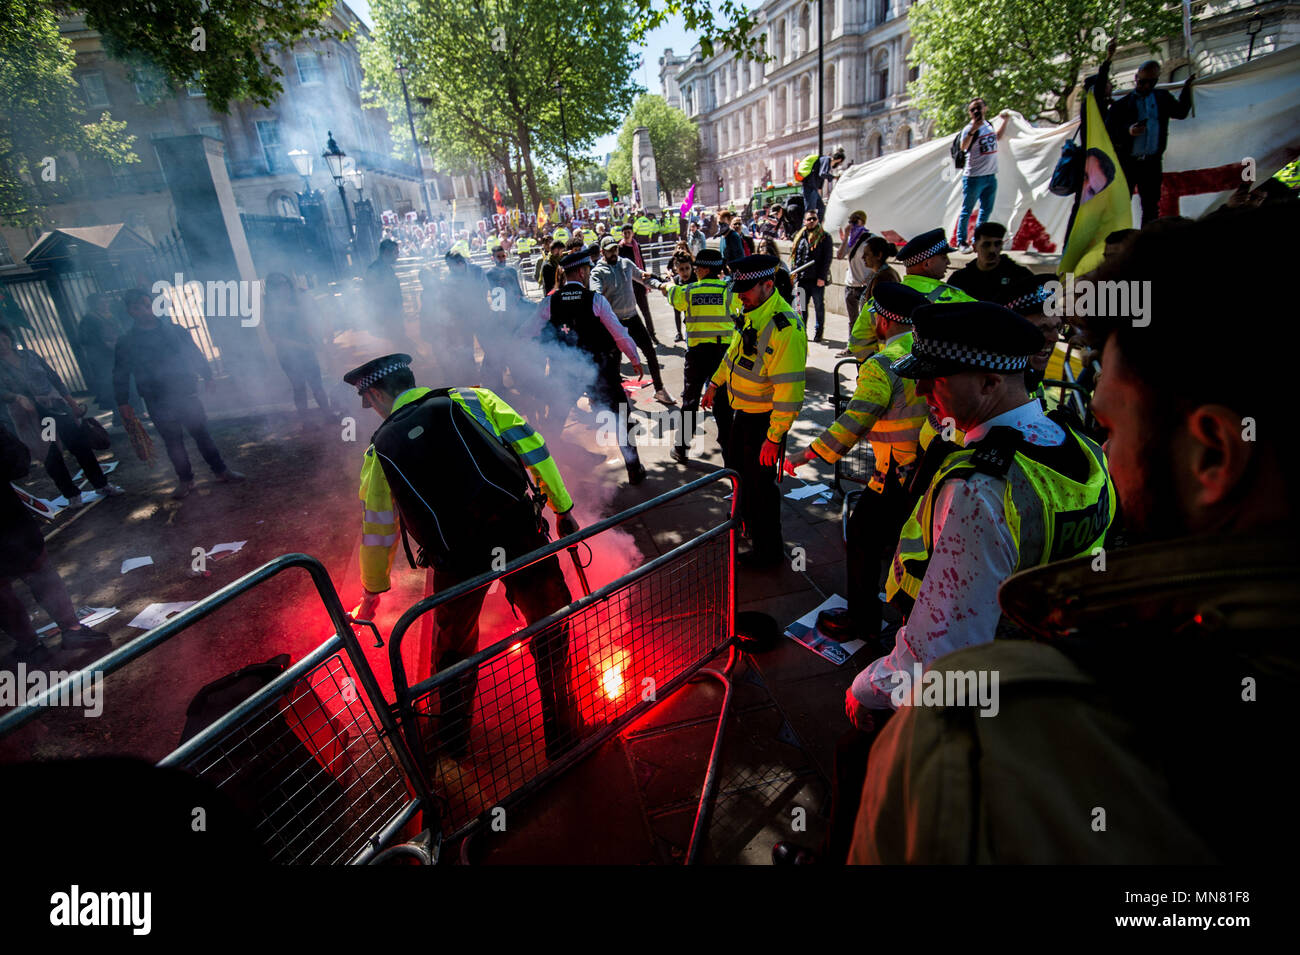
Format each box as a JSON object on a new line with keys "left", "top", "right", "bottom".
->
{"left": 956, "top": 98, "right": 1011, "bottom": 252}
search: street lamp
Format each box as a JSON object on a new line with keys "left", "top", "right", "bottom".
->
{"left": 347, "top": 167, "right": 365, "bottom": 199}
{"left": 1247, "top": 12, "right": 1263, "bottom": 62}
{"left": 322, "top": 131, "right": 355, "bottom": 248}
{"left": 288, "top": 148, "right": 312, "bottom": 184}
{"left": 554, "top": 82, "right": 577, "bottom": 217}
{"left": 395, "top": 61, "right": 433, "bottom": 219}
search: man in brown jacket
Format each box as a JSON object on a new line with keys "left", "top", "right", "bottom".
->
{"left": 850, "top": 204, "right": 1297, "bottom": 865}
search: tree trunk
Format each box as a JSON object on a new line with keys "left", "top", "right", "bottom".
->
{"left": 518, "top": 129, "right": 541, "bottom": 211}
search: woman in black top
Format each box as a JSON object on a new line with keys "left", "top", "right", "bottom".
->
{"left": 668, "top": 251, "right": 696, "bottom": 343}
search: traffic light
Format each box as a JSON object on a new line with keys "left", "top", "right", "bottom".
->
{"left": 609, "top": 180, "right": 619, "bottom": 201}
{"left": 717, "top": 176, "right": 724, "bottom": 195}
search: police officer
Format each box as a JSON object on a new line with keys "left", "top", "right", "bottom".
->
{"left": 785, "top": 283, "right": 932, "bottom": 639}
{"left": 702, "top": 254, "right": 807, "bottom": 568}
{"left": 519, "top": 248, "right": 648, "bottom": 484}
{"left": 346, "top": 354, "right": 583, "bottom": 761}
{"left": 660, "top": 248, "right": 741, "bottom": 463}
{"left": 999, "top": 275, "right": 1064, "bottom": 410}
{"left": 851, "top": 301, "right": 1114, "bottom": 717}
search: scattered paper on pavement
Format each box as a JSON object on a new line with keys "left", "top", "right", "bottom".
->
{"left": 784, "top": 593, "right": 865, "bottom": 666}
{"left": 206, "top": 540, "right": 248, "bottom": 560}
{"left": 120, "top": 556, "right": 154, "bottom": 574}
{"left": 129, "top": 602, "right": 198, "bottom": 630}
{"left": 37, "top": 607, "right": 119, "bottom": 635}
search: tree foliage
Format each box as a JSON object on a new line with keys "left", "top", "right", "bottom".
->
{"left": 65, "top": 0, "right": 340, "bottom": 110}
{"left": 359, "top": 0, "right": 640, "bottom": 211}
{"left": 908, "top": 0, "right": 1181, "bottom": 132}
{"left": 1, "top": 0, "right": 137, "bottom": 227}
{"left": 608, "top": 95, "right": 699, "bottom": 205}
{"left": 630, "top": 0, "right": 768, "bottom": 60}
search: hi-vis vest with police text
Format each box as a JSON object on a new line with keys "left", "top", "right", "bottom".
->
{"left": 665, "top": 278, "right": 741, "bottom": 346}
{"left": 886, "top": 414, "right": 1113, "bottom": 614}
{"left": 547, "top": 284, "right": 616, "bottom": 357}
{"left": 710, "top": 291, "right": 807, "bottom": 443}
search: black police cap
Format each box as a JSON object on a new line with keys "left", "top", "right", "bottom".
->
{"left": 729, "top": 254, "right": 781, "bottom": 292}
{"left": 868, "top": 282, "right": 931, "bottom": 325}
{"left": 694, "top": 248, "right": 725, "bottom": 268}
{"left": 892, "top": 302, "right": 1043, "bottom": 379}
{"left": 344, "top": 353, "right": 413, "bottom": 392}
{"left": 897, "top": 228, "right": 956, "bottom": 268}
{"left": 560, "top": 248, "right": 594, "bottom": 269}
{"left": 998, "top": 274, "right": 1057, "bottom": 316}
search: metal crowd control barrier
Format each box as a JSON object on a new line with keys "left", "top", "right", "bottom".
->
{"left": 0, "top": 554, "right": 436, "bottom": 866}
{"left": 388, "top": 471, "right": 740, "bottom": 847}
{"left": 831, "top": 357, "right": 876, "bottom": 496}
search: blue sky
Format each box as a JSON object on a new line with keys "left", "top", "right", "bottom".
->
{"left": 346, "top": 1, "right": 693, "bottom": 162}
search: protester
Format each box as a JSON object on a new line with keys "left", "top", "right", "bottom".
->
{"left": 76, "top": 293, "right": 125, "bottom": 420}
{"left": 1, "top": 423, "right": 113, "bottom": 662}
{"left": 1105, "top": 60, "right": 1194, "bottom": 226}
{"left": 946, "top": 222, "right": 1035, "bottom": 300}
{"left": 798, "top": 146, "right": 846, "bottom": 220}
{"left": 789, "top": 209, "right": 834, "bottom": 342}
{"left": 955, "top": 98, "right": 1012, "bottom": 250}
{"left": 263, "top": 273, "right": 332, "bottom": 423}
{"left": 113, "top": 289, "right": 245, "bottom": 500}
{"left": 0, "top": 325, "right": 123, "bottom": 506}
{"left": 715, "top": 211, "right": 745, "bottom": 267}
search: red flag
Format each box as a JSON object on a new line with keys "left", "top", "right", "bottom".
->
{"left": 493, "top": 185, "right": 506, "bottom": 215}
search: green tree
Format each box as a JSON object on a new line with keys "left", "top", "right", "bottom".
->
{"left": 908, "top": 0, "right": 1181, "bottom": 133}
{"left": 67, "top": 0, "right": 340, "bottom": 109}
{"left": 1, "top": 0, "right": 137, "bottom": 227}
{"left": 630, "top": 0, "right": 768, "bottom": 60}
{"left": 359, "top": 0, "right": 640, "bottom": 212}
{"left": 608, "top": 94, "right": 699, "bottom": 205}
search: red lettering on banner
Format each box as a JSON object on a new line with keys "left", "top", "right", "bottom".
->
{"left": 1155, "top": 162, "right": 1248, "bottom": 217}
{"left": 1009, "top": 209, "right": 1057, "bottom": 253}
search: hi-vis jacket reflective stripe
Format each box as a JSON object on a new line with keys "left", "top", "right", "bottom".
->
{"left": 358, "top": 386, "right": 573, "bottom": 593}
{"left": 710, "top": 291, "right": 807, "bottom": 443}
{"left": 919, "top": 410, "right": 966, "bottom": 452}
{"left": 886, "top": 421, "right": 1114, "bottom": 611}
{"left": 811, "top": 331, "right": 928, "bottom": 490}
{"left": 665, "top": 278, "right": 742, "bottom": 345}
{"left": 848, "top": 275, "right": 976, "bottom": 361}
{"left": 634, "top": 216, "right": 656, "bottom": 237}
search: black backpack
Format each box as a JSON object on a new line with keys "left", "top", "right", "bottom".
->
{"left": 370, "top": 389, "right": 539, "bottom": 571}
{"left": 950, "top": 132, "right": 967, "bottom": 169}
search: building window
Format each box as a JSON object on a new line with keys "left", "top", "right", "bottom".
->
{"left": 79, "top": 72, "right": 110, "bottom": 108}
{"left": 133, "top": 66, "right": 168, "bottom": 104}
{"left": 774, "top": 20, "right": 785, "bottom": 62}
{"left": 825, "top": 63, "right": 837, "bottom": 111}
{"left": 187, "top": 79, "right": 204, "bottom": 97}
{"left": 873, "top": 52, "right": 890, "bottom": 103}
{"left": 798, "top": 75, "right": 811, "bottom": 125}
{"left": 827, "top": 0, "right": 837, "bottom": 36}
{"left": 869, "top": 131, "right": 884, "bottom": 158}
{"left": 877, "top": 0, "right": 891, "bottom": 25}
{"left": 295, "top": 51, "right": 323, "bottom": 85}
{"left": 340, "top": 51, "right": 358, "bottom": 91}
{"left": 795, "top": 7, "right": 809, "bottom": 57}
{"left": 255, "top": 120, "right": 285, "bottom": 173}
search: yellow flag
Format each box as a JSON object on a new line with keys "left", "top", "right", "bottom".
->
{"left": 537, "top": 201, "right": 548, "bottom": 228}
{"left": 1060, "top": 90, "right": 1131, "bottom": 276}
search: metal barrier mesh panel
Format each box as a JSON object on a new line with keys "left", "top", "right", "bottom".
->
{"left": 411, "top": 533, "right": 730, "bottom": 837}
{"left": 832, "top": 390, "right": 876, "bottom": 488}
{"left": 176, "top": 654, "right": 412, "bottom": 864}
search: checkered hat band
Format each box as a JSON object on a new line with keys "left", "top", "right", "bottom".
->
{"left": 900, "top": 239, "right": 950, "bottom": 267}
{"left": 1007, "top": 286, "right": 1053, "bottom": 309}
{"left": 870, "top": 303, "right": 912, "bottom": 325}
{"left": 732, "top": 266, "right": 776, "bottom": 282}
{"left": 355, "top": 360, "right": 409, "bottom": 391}
{"left": 913, "top": 336, "right": 1028, "bottom": 371}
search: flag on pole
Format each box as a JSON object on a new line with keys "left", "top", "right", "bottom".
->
{"left": 680, "top": 183, "right": 697, "bottom": 217}
{"left": 537, "top": 201, "right": 547, "bottom": 228}
{"left": 1059, "top": 89, "right": 1131, "bottom": 276}
{"left": 493, "top": 185, "right": 506, "bottom": 215}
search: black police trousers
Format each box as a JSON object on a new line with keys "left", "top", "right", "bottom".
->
{"left": 725, "top": 409, "right": 785, "bottom": 561}
{"left": 431, "top": 523, "right": 580, "bottom": 761}
{"left": 845, "top": 471, "right": 913, "bottom": 638}
{"left": 591, "top": 349, "right": 641, "bottom": 465}
{"left": 678, "top": 341, "right": 729, "bottom": 455}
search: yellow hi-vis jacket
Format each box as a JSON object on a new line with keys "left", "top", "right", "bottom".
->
{"left": 709, "top": 291, "right": 807, "bottom": 443}
{"left": 848, "top": 274, "right": 975, "bottom": 362}
{"left": 664, "top": 277, "right": 742, "bottom": 346}
{"left": 886, "top": 419, "right": 1113, "bottom": 612}
{"left": 358, "top": 386, "right": 573, "bottom": 594}
{"left": 811, "top": 330, "right": 928, "bottom": 491}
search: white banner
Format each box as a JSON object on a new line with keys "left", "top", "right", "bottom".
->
{"left": 826, "top": 43, "right": 1300, "bottom": 254}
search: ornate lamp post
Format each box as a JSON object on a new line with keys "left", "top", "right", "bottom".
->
{"left": 322, "top": 131, "right": 354, "bottom": 249}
